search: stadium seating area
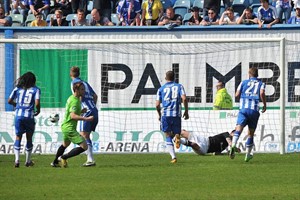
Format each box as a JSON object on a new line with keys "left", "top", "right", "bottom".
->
{"left": 3, "top": 0, "right": 299, "bottom": 27}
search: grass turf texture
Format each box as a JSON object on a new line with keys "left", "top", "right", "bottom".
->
{"left": 0, "top": 153, "right": 299, "bottom": 200}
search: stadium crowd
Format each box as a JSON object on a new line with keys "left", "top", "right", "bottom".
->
{"left": 0, "top": 0, "right": 300, "bottom": 27}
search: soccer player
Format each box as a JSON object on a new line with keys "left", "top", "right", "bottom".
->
{"left": 180, "top": 129, "right": 241, "bottom": 155}
{"left": 230, "top": 67, "right": 266, "bottom": 162}
{"left": 70, "top": 66, "right": 98, "bottom": 167}
{"left": 156, "top": 71, "right": 189, "bottom": 163}
{"left": 51, "top": 82, "right": 94, "bottom": 168}
{"left": 8, "top": 72, "right": 41, "bottom": 168}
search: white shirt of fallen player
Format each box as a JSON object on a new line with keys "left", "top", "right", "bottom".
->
{"left": 187, "top": 132, "right": 210, "bottom": 155}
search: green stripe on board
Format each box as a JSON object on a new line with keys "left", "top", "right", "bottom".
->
{"left": 20, "top": 49, "right": 88, "bottom": 108}
{"left": 100, "top": 106, "right": 300, "bottom": 111}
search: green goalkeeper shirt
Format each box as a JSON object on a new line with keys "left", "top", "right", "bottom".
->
{"left": 61, "top": 95, "right": 81, "bottom": 132}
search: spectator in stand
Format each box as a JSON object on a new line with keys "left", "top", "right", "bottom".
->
{"left": 117, "top": 0, "right": 141, "bottom": 26}
{"left": 72, "top": 0, "right": 87, "bottom": 15}
{"left": 30, "top": 12, "right": 47, "bottom": 26}
{"left": 0, "top": 0, "right": 11, "bottom": 16}
{"left": 89, "top": 8, "right": 114, "bottom": 26}
{"left": 93, "top": 0, "right": 112, "bottom": 20}
{"left": 12, "top": 0, "right": 29, "bottom": 21}
{"left": 293, "top": 0, "right": 300, "bottom": 9}
{"left": 219, "top": 7, "right": 239, "bottom": 25}
{"left": 28, "top": 0, "right": 50, "bottom": 19}
{"left": 287, "top": 3, "right": 300, "bottom": 24}
{"left": 0, "top": 7, "right": 12, "bottom": 26}
{"left": 111, "top": 0, "right": 119, "bottom": 13}
{"left": 158, "top": 7, "right": 182, "bottom": 26}
{"left": 257, "top": 0, "right": 279, "bottom": 28}
{"left": 200, "top": 8, "right": 220, "bottom": 25}
{"left": 71, "top": 8, "right": 89, "bottom": 26}
{"left": 203, "top": 0, "right": 220, "bottom": 17}
{"left": 50, "top": 0, "right": 72, "bottom": 16}
{"left": 187, "top": 6, "right": 202, "bottom": 25}
{"left": 237, "top": 7, "right": 259, "bottom": 24}
{"left": 50, "top": 9, "right": 69, "bottom": 26}
{"left": 275, "top": 0, "right": 292, "bottom": 23}
{"left": 140, "top": 0, "right": 163, "bottom": 26}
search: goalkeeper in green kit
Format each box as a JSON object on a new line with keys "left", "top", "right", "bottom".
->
{"left": 51, "top": 82, "right": 94, "bottom": 167}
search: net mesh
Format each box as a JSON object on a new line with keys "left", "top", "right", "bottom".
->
{"left": 0, "top": 39, "right": 299, "bottom": 154}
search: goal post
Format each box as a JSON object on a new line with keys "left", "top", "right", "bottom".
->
{"left": 0, "top": 37, "right": 293, "bottom": 155}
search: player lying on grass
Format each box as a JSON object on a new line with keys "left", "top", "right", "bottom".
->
{"left": 180, "top": 129, "right": 241, "bottom": 155}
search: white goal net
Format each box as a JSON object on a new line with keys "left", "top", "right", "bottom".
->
{"left": 0, "top": 38, "right": 299, "bottom": 155}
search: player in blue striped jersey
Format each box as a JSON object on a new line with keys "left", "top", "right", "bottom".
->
{"left": 8, "top": 72, "right": 41, "bottom": 168}
{"left": 156, "top": 71, "right": 189, "bottom": 163}
{"left": 230, "top": 67, "right": 266, "bottom": 162}
{"left": 70, "top": 66, "right": 98, "bottom": 167}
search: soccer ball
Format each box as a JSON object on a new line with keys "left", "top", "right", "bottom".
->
{"left": 49, "top": 113, "right": 59, "bottom": 123}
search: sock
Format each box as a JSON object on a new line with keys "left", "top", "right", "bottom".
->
{"left": 61, "top": 147, "right": 85, "bottom": 160}
{"left": 14, "top": 140, "right": 21, "bottom": 163}
{"left": 53, "top": 145, "right": 66, "bottom": 163}
{"left": 25, "top": 141, "right": 33, "bottom": 163}
{"left": 232, "top": 131, "right": 241, "bottom": 147}
{"left": 86, "top": 139, "right": 94, "bottom": 162}
{"left": 245, "top": 137, "right": 254, "bottom": 156}
{"left": 166, "top": 136, "right": 176, "bottom": 159}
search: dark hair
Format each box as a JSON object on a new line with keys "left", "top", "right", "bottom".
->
{"left": 209, "top": 8, "right": 216, "bottom": 13}
{"left": 165, "top": 71, "right": 175, "bottom": 81}
{"left": 225, "top": 7, "right": 234, "bottom": 13}
{"left": 16, "top": 72, "right": 36, "bottom": 89}
{"left": 34, "top": 12, "right": 43, "bottom": 17}
{"left": 245, "top": 7, "right": 253, "bottom": 13}
{"left": 72, "top": 81, "right": 83, "bottom": 93}
{"left": 70, "top": 66, "right": 80, "bottom": 78}
{"left": 77, "top": 8, "right": 85, "bottom": 14}
{"left": 217, "top": 81, "right": 225, "bottom": 87}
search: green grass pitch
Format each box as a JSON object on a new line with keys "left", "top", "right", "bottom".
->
{"left": 0, "top": 153, "right": 299, "bottom": 200}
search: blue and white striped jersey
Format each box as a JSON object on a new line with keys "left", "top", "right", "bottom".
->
{"left": 257, "top": 6, "right": 278, "bottom": 24}
{"left": 9, "top": 86, "right": 40, "bottom": 118}
{"left": 237, "top": 77, "right": 265, "bottom": 112}
{"left": 71, "top": 78, "right": 98, "bottom": 114}
{"left": 156, "top": 82, "right": 186, "bottom": 117}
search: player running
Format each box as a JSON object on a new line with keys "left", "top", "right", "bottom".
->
{"left": 156, "top": 71, "right": 189, "bottom": 163}
{"left": 8, "top": 72, "right": 41, "bottom": 168}
{"left": 230, "top": 67, "right": 266, "bottom": 162}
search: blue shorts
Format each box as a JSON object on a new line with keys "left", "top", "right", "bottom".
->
{"left": 15, "top": 117, "right": 35, "bottom": 136}
{"left": 78, "top": 111, "right": 98, "bottom": 133}
{"left": 236, "top": 109, "right": 260, "bottom": 130}
{"left": 161, "top": 116, "right": 181, "bottom": 134}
